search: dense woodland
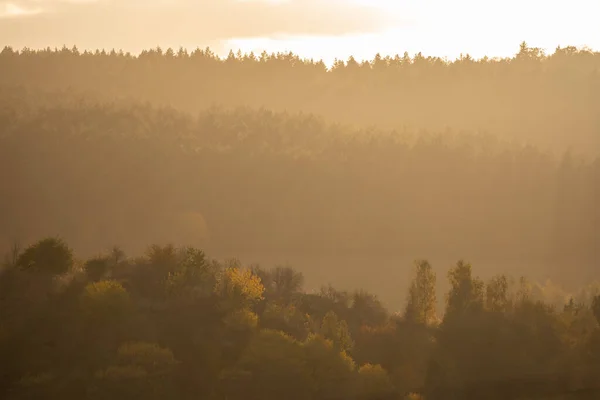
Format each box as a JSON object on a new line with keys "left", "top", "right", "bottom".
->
{"left": 1, "top": 238, "right": 600, "bottom": 399}
{"left": 1, "top": 43, "right": 600, "bottom": 156}
{"left": 0, "top": 42, "right": 599, "bottom": 398}
{"left": 0, "top": 88, "right": 598, "bottom": 297}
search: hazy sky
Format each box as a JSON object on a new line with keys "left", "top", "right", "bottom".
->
{"left": 1, "top": 0, "right": 599, "bottom": 63}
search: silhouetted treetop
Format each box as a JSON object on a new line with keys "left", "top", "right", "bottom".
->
{"left": 1, "top": 43, "right": 599, "bottom": 155}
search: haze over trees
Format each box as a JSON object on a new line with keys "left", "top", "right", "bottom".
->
{"left": 0, "top": 42, "right": 599, "bottom": 398}
{"left": 0, "top": 85, "right": 597, "bottom": 303}
{"left": 1, "top": 42, "right": 599, "bottom": 155}
{"left": 2, "top": 238, "right": 600, "bottom": 399}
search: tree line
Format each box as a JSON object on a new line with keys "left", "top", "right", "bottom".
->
{"left": 1, "top": 42, "right": 599, "bottom": 155}
{"left": 1, "top": 237, "right": 600, "bottom": 399}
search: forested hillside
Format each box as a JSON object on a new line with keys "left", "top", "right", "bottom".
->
{"left": 1, "top": 43, "right": 599, "bottom": 155}
{"left": 1, "top": 238, "right": 600, "bottom": 399}
{"left": 1, "top": 42, "right": 599, "bottom": 399}
{"left": 0, "top": 91, "right": 598, "bottom": 302}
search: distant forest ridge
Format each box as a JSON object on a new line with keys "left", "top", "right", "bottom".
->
{"left": 0, "top": 96, "right": 598, "bottom": 300}
{"left": 1, "top": 42, "right": 599, "bottom": 156}
{"left": 2, "top": 41, "right": 599, "bottom": 65}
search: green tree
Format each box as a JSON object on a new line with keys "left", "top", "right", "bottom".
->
{"left": 486, "top": 274, "right": 511, "bottom": 312}
{"left": 79, "top": 279, "right": 133, "bottom": 369}
{"left": 220, "top": 329, "right": 312, "bottom": 400}
{"left": 261, "top": 301, "right": 311, "bottom": 340}
{"left": 350, "top": 290, "right": 388, "bottom": 330}
{"left": 320, "top": 311, "right": 354, "bottom": 353}
{"left": 404, "top": 260, "right": 437, "bottom": 325}
{"left": 80, "top": 280, "right": 131, "bottom": 321}
{"left": 303, "top": 333, "right": 356, "bottom": 399}
{"left": 445, "top": 260, "right": 484, "bottom": 317}
{"left": 84, "top": 256, "right": 110, "bottom": 282}
{"left": 356, "top": 363, "right": 395, "bottom": 398}
{"left": 16, "top": 237, "right": 73, "bottom": 276}
{"left": 165, "top": 247, "right": 217, "bottom": 300}
{"left": 93, "top": 342, "right": 178, "bottom": 400}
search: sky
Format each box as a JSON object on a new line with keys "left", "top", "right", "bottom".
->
{"left": 1, "top": 0, "right": 599, "bottom": 64}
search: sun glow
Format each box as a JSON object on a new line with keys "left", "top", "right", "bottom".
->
{"left": 226, "top": 0, "right": 600, "bottom": 64}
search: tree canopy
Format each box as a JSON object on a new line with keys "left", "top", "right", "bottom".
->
{"left": 1, "top": 238, "right": 600, "bottom": 399}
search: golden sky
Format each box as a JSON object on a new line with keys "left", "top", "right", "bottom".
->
{"left": 1, "top": 0, "right": 599, "bottom": 63}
